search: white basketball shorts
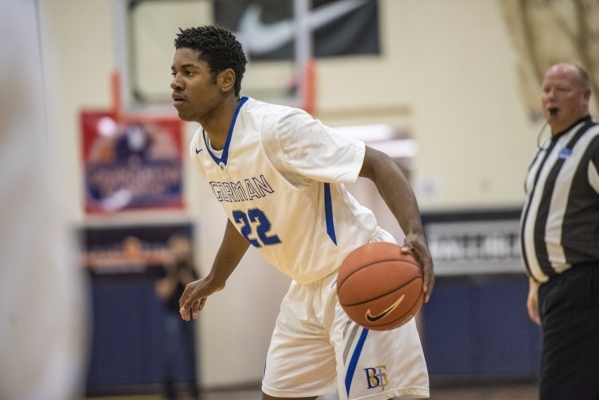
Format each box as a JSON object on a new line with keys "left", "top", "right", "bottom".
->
{"left": 262, "top": 229, "right": 430, "bottom": 399}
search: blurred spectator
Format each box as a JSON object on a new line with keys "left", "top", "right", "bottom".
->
{"left": 155, "top": 235, "right": 200, "bottom": 400}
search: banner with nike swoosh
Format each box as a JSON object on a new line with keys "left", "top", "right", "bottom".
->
{"left": 214, "top": 0, "right": 380, "bottom": 60}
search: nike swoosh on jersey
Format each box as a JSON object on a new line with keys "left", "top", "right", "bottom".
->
{"left": 365, "top": 294, "right": 405, "bottom": 322}
{"left": 195, "top": 148, "right": 203, "bottom": 154}
{"left": 235, "top": 0, "right": 368, "bottom": 55}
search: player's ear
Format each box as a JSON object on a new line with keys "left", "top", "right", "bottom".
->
{"left": 219, "top": 68, "right": 236, "bottom": 94}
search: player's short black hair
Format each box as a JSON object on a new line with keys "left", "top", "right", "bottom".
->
{"left": 174, "top": 25, "right": 247, "bottom": 97}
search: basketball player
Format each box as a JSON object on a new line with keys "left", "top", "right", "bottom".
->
{"left": 174, "top": 25, "right": 434, "bottom": 400}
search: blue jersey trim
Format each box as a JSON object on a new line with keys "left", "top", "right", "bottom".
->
{"left": 203, "top": 96, "right": 248, "bottom": 167}
{"left": 324, "top": 183, "right": 337, "bottom": 245}
{"left": 345, "top": 328, "right": 369, "bottom": 397}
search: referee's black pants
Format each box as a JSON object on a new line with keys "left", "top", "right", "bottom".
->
{"left": 538, "top": 264, "right": 599, "bottom": 400}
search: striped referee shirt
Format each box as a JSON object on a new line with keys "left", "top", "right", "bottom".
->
{"left": 521, "top": 115, "right": 599, "bottom": 283}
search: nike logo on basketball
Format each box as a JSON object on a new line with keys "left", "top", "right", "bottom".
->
{"left": 195, "top": 148, "right": 203, "bottom": 154}
{"left": 365, "top": 295, "right": 405, "bottom": 322}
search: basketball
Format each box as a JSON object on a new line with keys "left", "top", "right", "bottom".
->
{"left": 336, "top": 242, "right": 424, "bottom": 331}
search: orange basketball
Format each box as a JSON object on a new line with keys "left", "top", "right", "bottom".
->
{"left": 336, "top": 242, "right": 424, "bottom": 331}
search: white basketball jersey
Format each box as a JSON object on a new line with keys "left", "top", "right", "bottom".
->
{"left": 190, "top": 97, "right": 381, "bottom": 283}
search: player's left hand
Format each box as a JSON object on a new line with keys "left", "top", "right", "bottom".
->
{"left": 402, "top": 233, "right": 435, "bottom": 303}
{"left": 179, "top": 277, "right": 224, "bottom": 321}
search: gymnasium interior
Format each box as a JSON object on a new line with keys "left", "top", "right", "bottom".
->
{"left": 2, "top": 0, "right": 598, "bottom": 399}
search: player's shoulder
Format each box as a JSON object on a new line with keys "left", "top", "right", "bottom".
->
{"left": 190, "top": 126, "right": 203, "bottom": 145}
{"left": 241, "top": 97, "right": 310, "bottom": 123}
{"left": 241, "top": 97, "right": 313, "bottom": 145}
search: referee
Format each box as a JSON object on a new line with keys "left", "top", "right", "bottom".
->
{"left": 520, "top": 63, "right": 599, "bottom": 400}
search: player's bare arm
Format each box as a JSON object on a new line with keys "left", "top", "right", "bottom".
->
{"left": 359, "top": 146, "right": 435, "bottom": 302}
{"left": 179, "top": 218, "right": 250, "bottom": 321}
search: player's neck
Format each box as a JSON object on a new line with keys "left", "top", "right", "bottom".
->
{"left": 201, "top": 96, "right": 241, "bottom": 151}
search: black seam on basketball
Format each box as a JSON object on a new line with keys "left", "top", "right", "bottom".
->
{"left": 337, "top": 258, "right": 421, "bottom": 291}
{"left": 339, "top": 275, "right": 422, "bottom": 306}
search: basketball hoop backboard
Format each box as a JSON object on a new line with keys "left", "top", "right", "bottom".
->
{"left": 111, "top": 0, "right": 315, "bottom": 118}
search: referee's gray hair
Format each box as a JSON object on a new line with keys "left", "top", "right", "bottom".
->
{"left": 574, "top": 65, "right": 591, "bottom": 90}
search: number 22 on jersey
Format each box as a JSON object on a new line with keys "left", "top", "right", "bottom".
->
{"left": 232, "top": 208, "right": 281, "bottom": 248}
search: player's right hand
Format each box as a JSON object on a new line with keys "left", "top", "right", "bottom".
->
{"left": 401, "top": 233, "right": 435, "bottom": 303}
{"left": 179, "top": 278, "right": 224, "bottom": 321}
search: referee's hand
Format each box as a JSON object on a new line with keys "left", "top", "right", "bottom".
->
{"left": 527, "top": 278, "right": 541, "bottom": 325}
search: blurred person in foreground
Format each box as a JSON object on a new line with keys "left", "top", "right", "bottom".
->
{"left": 0, "top": 1, "right": 88, "bottom": 399}
{"left": 155, "top": 235, "right": 200, "bottom": 400}
{"left": 521, "top": 63, "right": 599, "bottom": 400}
{"left": 173, "top": 25, "right": 434, "bottom": 400}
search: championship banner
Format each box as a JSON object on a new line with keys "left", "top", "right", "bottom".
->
{"left": 214, "top": 0, "right": 380, "bottom": 60}
{"left": 80, "top": 111, "right": 184, "bottom": 213}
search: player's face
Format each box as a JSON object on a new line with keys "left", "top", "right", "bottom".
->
{"left": 171, "top": 48, "right": 222, "bottom": 123}
{"left": 541, "top": 65, "right": 590, "bottom": 133}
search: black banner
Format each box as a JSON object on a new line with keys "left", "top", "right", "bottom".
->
{"left": 214, "top": 0, "right": 380, "bottom": 60}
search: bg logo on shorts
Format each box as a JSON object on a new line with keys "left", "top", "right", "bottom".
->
{"left": 364, "top": 365, "right": 388, "bottom": 390}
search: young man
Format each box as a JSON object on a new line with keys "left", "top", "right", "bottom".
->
{"left": 521, "top": 63, "right": 599, "bottom": 400}
{"left": 173, "top": 25, "right": 434, "bottom": 400}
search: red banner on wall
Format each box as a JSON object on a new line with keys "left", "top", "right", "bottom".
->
{"left": 80, "top": 111, "right": 185, "bottom": 214}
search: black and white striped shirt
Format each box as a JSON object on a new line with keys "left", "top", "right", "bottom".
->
{"left": 521, "top": 116, "right": 599, "bottom": 283}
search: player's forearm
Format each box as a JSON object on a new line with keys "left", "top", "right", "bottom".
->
{"left": 360, "top": 147, "right": 424, "bottom": 236}
{"left": 381, "top": 174, "right": 425, "bottom": 237}
{"left": 361, "top": 146, "right": 435, "bottom": 299}
{"left": 206, "top": 218, "right": 250, "bottom": 289}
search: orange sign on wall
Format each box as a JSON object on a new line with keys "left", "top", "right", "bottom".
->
{"left": 80, "top": 111, "right": 184, "bottom": 214}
